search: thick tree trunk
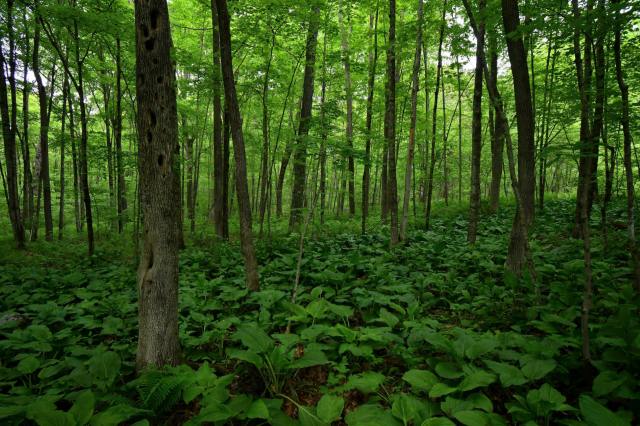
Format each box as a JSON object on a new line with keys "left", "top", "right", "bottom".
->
{"left": 385, "top": 0, "right": 399, "bottom": 246}
{"left": 612, "top": 0, "right": 640, "bottom": 292}
{"left": 0, "top": 1, "right": 25, "bottom": 248}
{"left": 362, "top": 8, "right": 379, "bottom": 234}
{"left": 400, "top": 0, "right": 423, "bottom": 241}
{"left": 425, "top": 1, "right": 446, "bottom": 229}
{"left": 216, "top": 0, "right": 260, "bottom": 290}
{"left": 467, "top": 0, "right": 485, "bottom": 244}
{"left": 134, "top": 0, "right": 182, "bottom": 369}
{"left": 339, "top": 1, "right": 356, "bottom": 217}
{"left": 289, "top": 6, "right": 320, "bottom": 231}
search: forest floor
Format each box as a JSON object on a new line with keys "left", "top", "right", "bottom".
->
{"left": 0, "top": 199, "right": 638, "bottom": 425}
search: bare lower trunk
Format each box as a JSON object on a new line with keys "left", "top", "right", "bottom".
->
{"left": 216, "top": 0, "right": 260, "bottom": 290}
{"left": 135, "top": 0, "right": 182, "bottom": 369}
{"left": 362, "top": 8, "right": 378, "bottom": 234}
{"left": 385, "top": 0, "right": 399, "bottom": 246}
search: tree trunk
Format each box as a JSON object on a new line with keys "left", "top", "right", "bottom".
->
{"left": 612, "top": 0, "right": 640, "bottom": 292}
{"left": 289, "top": 6, "right": 320, "bottom": 231}
{"left": 21, "top": 11, "right": 33, "bottom": 234}
{"left": 339, "top": 0, "right": 356, "bottom": 217}
{"left": 385, "top": 0, "right": 399, "bottom": 246}
{"left": 134, "top": 0, "right": 182, "bottom": 369}
{"left": 319, "top": 13, "right": 330, "bottom": 226}
{"left": 425, "top": 0, "right": 446, "bottom": 229}
{"left": 115, "top": 38, "right": 126, "bottom": 233}
{"left": 258, "top": 33, "right": 275, "bottom": 234}
{"left": 362, "top": 7, "right": 379, "bottom": 234}
{"left": 488, "top": 31, "right": 504, "bottom": 213}
{"left": 216, "top": 0, "right": 260, "bottom": 290}
{"left": 400, "top": 0, "right": 423, "bottom": 241}
{"left": 503, "top": 0, "right": 535, "bottom": 228}
{"left": 58, "top": 74, "right": 68, "bottom": 240}
{"left": 467, "top": 0, "right": 485, "bottom": 244}
{"left": 0, "top": 0, "right": 25, "bottom": 248}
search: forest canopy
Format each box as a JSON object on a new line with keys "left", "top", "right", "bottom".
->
{"left": 1, "top": 0, "right": 640, "bottom": 424}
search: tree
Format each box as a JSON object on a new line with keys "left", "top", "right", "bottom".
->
{"left": 216, "top": 0, "right": 260, "bottom": 291}
{"left": 289, "top": 4, "right": 320, "bottom": 231}
{"left": 338, "top": 0, "right": 355, "bottom": 217}
{"left": 135, "top": 0, "right": 182, "bottom": 368}
{"left": 0, "top": 0, "right": 25, "bottom": 248}
{"left": 467, "top": 0, "right": 485, "bottom": 244}
{"left": 400, "top": 0, "right": 423, "bottom": 241}
{"left": 384, "top": 0, "right": 399, "bottom": 246}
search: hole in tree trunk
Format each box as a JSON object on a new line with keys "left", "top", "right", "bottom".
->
{"left": 140, "top": 24, "right": 149, "bottom": 38}
{"left": 156, "top": 75, "right": 163, "bottom": 84}
{"left": 150, "top": 9, "right": 159, "bottom": 30}
{"left": 157, "top": 154, "right": 164, "bottom": 166}
{"left": 146, "top": 131, "right": 152, "bottom": 143}
{"left": 145, "top": 38, "right": 156, "bottom": 51}
{"left": 149, "top": 110, "right": 157, "bottom": 127}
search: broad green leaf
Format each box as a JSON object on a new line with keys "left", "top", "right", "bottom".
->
{"left": 429, "top": 383, "right": 457, "bottom": 398}
{"left": 70, "top": 390, "right": 95, "bottom": 425}
{"left": 521, "top": 359, "right": 555, "bottom": 381}
{"left": 90, "top": 405, "right": 147, "bottom": 426}
{"left": 345, "top": 372, "right": 385, "bottom": 394}
{"left": 345, "top": 404, "right": 401, "bottom": 426}
{"left": 484, "top": 361, "right": 526, "bottom": 387}
{"left": 421, "top": 417, "right": 456, "bottom": 426}
{"left": 232, "top": 324, "right": 274, "bottom": 353}
{"left": 88, "top": 351, "right": 121, "bottom": 390}
{"left": 453, "top": 410, "right": 489, "bottom": 426}
{"left": 391, "top": 393, "right": 423, "bottom": 424}
{"left": 579, "top": 395, "right": 629, "bottom": 426}
{"left": 290, "top": 347, "right": 329, "bottom": 369}
{"left": 17, "top": 355, "right": 40, "bottom": 375}
{"left": 227, "top": 348, "right": 264, "bottom": 369}
{"left": 403, "top": 369, "right": 439, "bottom": 392}
{"left": 458, "top": 371, "right": 496, "bottom": 392}
{"left": 316, "top": 394, "right": 344, "bottom": 423}
{"left": 246, "top": 399, "right": 270, "bottom": 420}
{"left": 435, "top": 362, "right": 464, "bottom": 379}
{"left": 592, "top": 371, "right": 625, "bottom": 397}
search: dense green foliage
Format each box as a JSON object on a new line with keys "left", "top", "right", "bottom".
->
{"left": 1, "top": 200, "right": 638, "bottom": 425}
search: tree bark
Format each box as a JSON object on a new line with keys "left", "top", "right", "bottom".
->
{"left": 115, "top": 37, "right": 127, "bottom": 233}
{"left": 612, "top": 0, "right": 640, "bottom": 292}
{"left": 0, "top": 0, "right": 26, "bottom": 248}
{"left": 20, "top": 11, "right": 33, "bottom": 234}
{"left": 502, "top": 0, "right": 535, "bottom": 272}
{"left": 258, "top": 32, "right": 275, "bottom": 234}
{"left": 488, "top": 31, "right": 504, "bottom": 213}
{"left": 339, "top": 0, "right": 356, "bottom": 217}
{"left": 400, "top": 0, "right": 423, "bottom": 241}
{"left": 362, "top": 7, "right": 379, "bottom": 234}
{"left": 425, "top": 0, "right": 446, "bottom": 229}
{"left": 216, "top": 0, "right": 260, "bottom": 290}
{"left": 58, "top": 74, "right": 68, "bottom": 240}
{"left": 467, "top": 0, "right": 485, "bottom": 244}
{"left": 289, "top": 6, "right": 320, "bottom": 231}
{"left": 135, "top": 0, "right": 182, "bottom": 369}
{"left": 385, "top": 0, "right": 399, "bottom": 246}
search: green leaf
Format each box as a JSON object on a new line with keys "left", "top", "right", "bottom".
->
{"left": 17, "top": 355, "right": 40, "bottom": 374}
{"left": 391, "top": 393, "right": 424, "bottom": 424}
{"left": 453, "top": 410, "right": 489, "bottom": 426}
{"left": 227, "top": 348, "right": 264, "bottom": 369}
{"left": 88, "top": 351, "right": 121, "bottom": 390}
{"left": 246, "top": 399, "right": 270, "bottom": 420}
{"left": 421, "top": 417, "right": 456, "bottom": 426}
{"left": 232, "top": 324, "right": 274, "bottom": 353}
{"left": 484, "top": 361, "right": 526, "bottom": 387}
{"left": 592, "top": 371, "right": 625, "bottom": 397}
{"left": 403, "top": 369, "right": 439, "bottom": 392}
{"left": 521, "top": 359, "right": 555, "bottom": 381}
{"left": 435, "top": 362, "right": 464, "bottom": 379}
{"left": 429, "top": 383, "right": 457, "bottom": 398}
{"left": 70, "top": 390, "right": 95, "bottom": 425}
{"left": 316, "top": 394, "right": 344, "bottom": 423}
{"left": 345, "top": 404, "right": 401, "bottom": 426}
{"left": 345, "top": 372, "right": 385, "bottom": 394}
{"left": 89, "top": 405, "right": 147, "bottom": 426}
{"left": 579, "top": 395, "right": 629, "bottom": 426}
{"left": 290, "top": 347, "right": 329, "bottom": 369}
{"left": 379, "top": 308, "right": 399, "bottom": 328}
{"left": 458, "top": 371, "right": 496, "bottom": 392}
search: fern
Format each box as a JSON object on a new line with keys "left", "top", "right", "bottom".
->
{"left": 132, "top": 370, "right": 185, "bottom": 413}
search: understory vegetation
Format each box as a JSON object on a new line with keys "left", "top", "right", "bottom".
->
{"left": 1, "top": 200, "right": 638, "bottom": 425}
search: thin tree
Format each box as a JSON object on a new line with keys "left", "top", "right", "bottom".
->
{"left": 385, "top": 0, "right": 399, "bottom": 246}
{"left": 135, "top": 0, "right": 182, "bottom": 368}
{"left": 400, "top": 0, "right": 423, "bottom": 241}
{"left": 467, "top": 0, "right": 485, "bottom": 244}
{"left": 362, "top": 5, "right": 379, "bottom": 234}
{"left": 289, "top": 5, "right": 320, "bottom": 230}
{"left": 339, "top": 0, "right": 356, "bottom": 216}
{"left": 216, "top": 0, "right": 260, "bottom": 290}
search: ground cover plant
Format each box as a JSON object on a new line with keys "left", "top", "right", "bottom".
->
{"left": 1, "top": 200, "right": 638, "bottom": 425}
